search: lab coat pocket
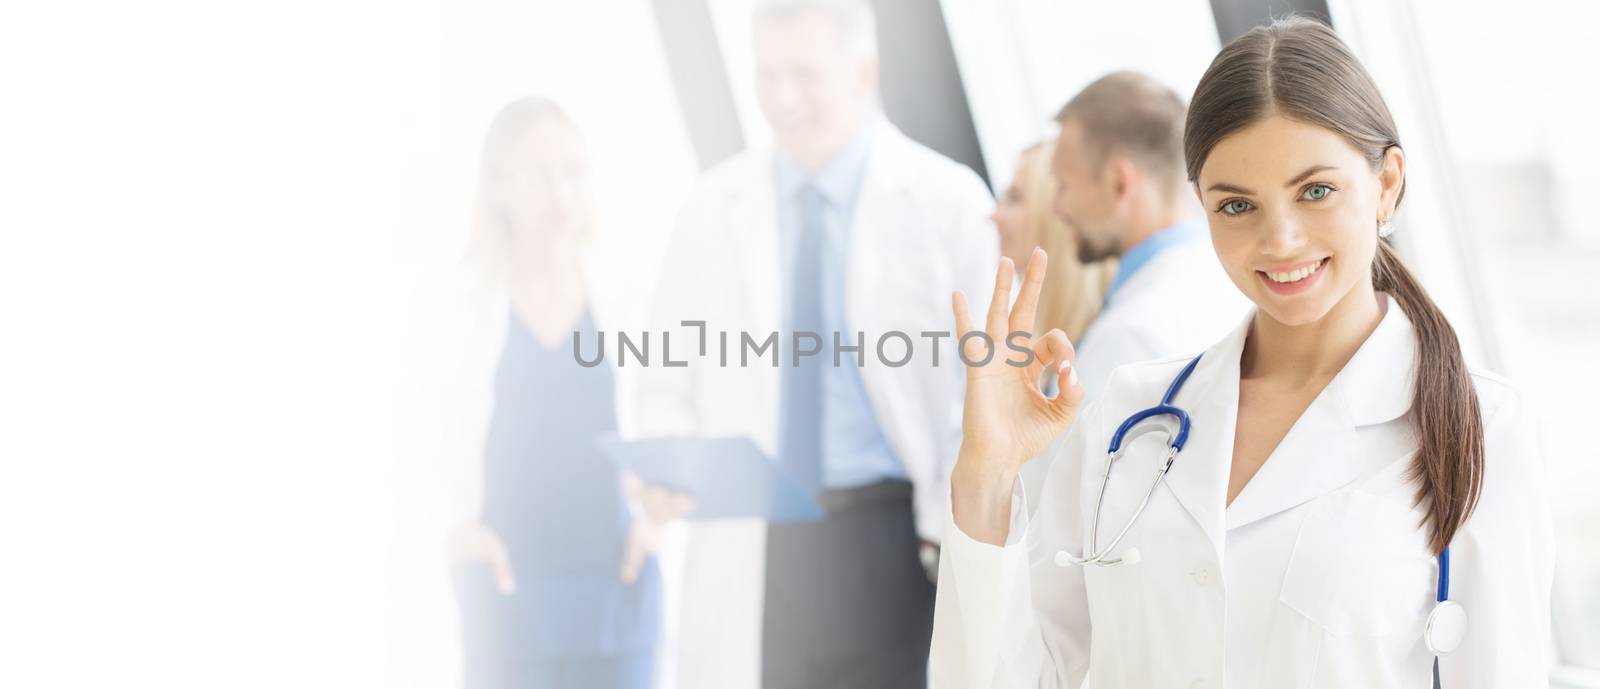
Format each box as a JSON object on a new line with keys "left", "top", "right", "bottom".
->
{"left": 1279, "top": 491, "right": 1435, "bottom": 639}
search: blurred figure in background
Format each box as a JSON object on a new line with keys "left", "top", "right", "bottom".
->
{"left": 992, "top": 139, "right": 1116, "bottom": 344}
{"left": 991, "top": 139, "right": 1116, "bottom": 505}
{"left": 634, "top": 1, "right": 997, "bottom": 687}
{"left": 447, "top": 97, "right": 691, "bottom": 689}
{"left": 1047, "top": 71, "right": 1248, "bottom": 398}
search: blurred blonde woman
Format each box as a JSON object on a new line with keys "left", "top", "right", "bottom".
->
{"left": 991, "top": 139, "right": 1116, "bottom": 344}
{"left": 447, "top": 96, "right": 689, "bottom": 689}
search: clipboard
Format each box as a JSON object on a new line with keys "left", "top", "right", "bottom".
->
{"left": 596, "top": 435, "right": 825, "bottom": 523}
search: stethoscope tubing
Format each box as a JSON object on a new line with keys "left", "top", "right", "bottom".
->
{"left": 1057, "top": 350, "right": 1465, "bottom": 679}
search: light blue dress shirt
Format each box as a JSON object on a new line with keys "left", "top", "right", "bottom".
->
{"left": 1104, "top": 218, "right": 1210, "bottom": 302}
{"left": 774, "top": 114, "right": 906, "bottom": 490}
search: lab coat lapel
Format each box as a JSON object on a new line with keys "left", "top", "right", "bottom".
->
{"left": 1156, "top": 312, "right": 1252, "bottom": 558}
{"left": 1224, "top": 295, "right": 1417, "bottom": 531}
{"left": 844, "top": 125, "right": 914, "bottom": 332}
{"left": 1221, "top": 388, "right": 1356, "bottom": 531}
{"left": 732, "top": 156, "right": 782, "bottom": 338}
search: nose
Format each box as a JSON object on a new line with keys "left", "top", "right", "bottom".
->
{"left": 549, "top": 176, "right": 582, "bottom": 211}
{"left": 1259, "top": 210, "right": 1309, "bottom": 258}
{"left": 762, "top": 72, "right": 802, "bottom": 115}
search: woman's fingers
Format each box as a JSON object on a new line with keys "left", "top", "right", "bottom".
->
{"left": 952, "top": 290, "right": 986, "bottom": 371}
{"left": 642, "top": 485, "right": 670, "bottom": 522}
{"left": 489, "top": 544, "right": 516, "bottom": 595}
{"left": 985, "top": 257, "right": 1015, "bottom": 342}
{"left": 619, "top": 523, "right": 646, "bottom": 584}
{"left": 632, "top": 481, "right": 699, "bottom": 524}
{"left": 1008, "top": 248, "right": 1048, "bottom": 336}
{"left": 951, "top": 290, "right": 974, "bottom": 337}
{"left": 954, "top": 258, "right": 1017, "bottom": 372}
{"left": 1031, "top": 328, "right": 1073, "bottom": 367}
{"left": 671, "top": 493, "right": 698, "bottom": 520}
{"left": 620, "top": 518, "right": 668, "bottom": 584}
{"left": 1027, "top": 328, "right": 1071, "bottom": 387}
{"left": 1040, "top": 328, "right": 1084, "bottom": 414}
{"left": 620, "top": 471, "right": 643, "bottom": 502}
{"left": 1052, "top": 359, "right": 1086, "bottom": 416}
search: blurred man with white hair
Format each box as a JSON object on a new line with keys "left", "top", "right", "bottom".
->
{"left": 635, "top": 1, "right": 998, "bottom": 687}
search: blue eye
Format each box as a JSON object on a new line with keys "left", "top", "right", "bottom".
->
{"left": 1221, "top": 199, "right": 1253, "bottom": 215}
{"left": 1302, "top": 183, "right": 1334, "bottom": 201}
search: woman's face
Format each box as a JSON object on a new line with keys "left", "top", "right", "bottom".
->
{"left": 1195, "top": 114, "right": 1403, "bottom": 326}
{"left": 498, "top": 118, "right": 592, "bottom": 248}
{"left": 992, "top": 157, "right": 1036, "bottom": 267}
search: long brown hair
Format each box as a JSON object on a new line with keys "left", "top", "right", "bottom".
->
{"left": 1183, "top": 16, "right": 1483, "bottom": 554}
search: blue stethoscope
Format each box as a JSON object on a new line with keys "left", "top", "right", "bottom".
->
{"left": 1057, "top": 353, "right": 1467, "bottom": 659}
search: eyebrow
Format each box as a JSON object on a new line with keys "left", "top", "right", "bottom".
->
{"left": 1205, "top": 164, "right": 1339, "bottom": 195}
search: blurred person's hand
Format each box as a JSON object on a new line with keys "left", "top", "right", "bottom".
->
{"left": 951, "top": 249, "right": 1086, "bottom": 545}
{"left": 619, "top": 472, "right": 697, "bottom": 584}
{"left": 450, "top": 522, "right": 516, "bottom": 595}
{"left": 919, "top": 540, "right": 940, "bottom": 583}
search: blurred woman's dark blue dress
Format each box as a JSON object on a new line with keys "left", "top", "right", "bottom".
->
{"left": 456, "top": 309, "right": 660, "bottom": 689}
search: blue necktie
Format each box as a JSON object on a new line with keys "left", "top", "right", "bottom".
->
{"left": 779, "top": 185, "right": 825, "bottom": 494}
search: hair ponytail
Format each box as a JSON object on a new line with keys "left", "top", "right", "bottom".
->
{"left": 1185, "top": 16, "right": 1485, "bottom": 553}
{"left": 1371, "top": 240, "right": 1484, "bottom": 552}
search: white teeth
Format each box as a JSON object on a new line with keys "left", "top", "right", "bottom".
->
{"left": 1265, "top": 260, "right": 1323, "bottom": 284}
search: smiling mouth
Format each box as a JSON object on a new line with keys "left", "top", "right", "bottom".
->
{"left": 1260, "top": 258, "right": 1329, "bottom": 284}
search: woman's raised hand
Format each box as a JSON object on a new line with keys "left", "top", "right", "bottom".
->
{"left": 950, "top": 248, "right": 1086, "bottom": 545}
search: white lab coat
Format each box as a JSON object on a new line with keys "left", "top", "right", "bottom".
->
{"left": 1018, "top": 234, "right": 1247, "bottom": 514}
{"left": 632, "top": 121, "right": 998, "bottom": 689}
{"left": 932, "top": 295, "right": 1555, "bottom": 689}
{"left": 1072, "top": 236, "right": 1249, "bottom": 402}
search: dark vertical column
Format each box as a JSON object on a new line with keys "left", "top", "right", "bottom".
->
{"left": 1208, "top": 0, "right": 1332, "bottom": 43}
{"left": 650, "top": 0, "right": 746, "bottom": 171}
{"left": 868, "top": 0, "right": 990, "bottom": 190}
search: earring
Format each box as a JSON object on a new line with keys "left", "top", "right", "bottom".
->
{"left": 1378, "top": 217, "right": 1395, "bottom": 238}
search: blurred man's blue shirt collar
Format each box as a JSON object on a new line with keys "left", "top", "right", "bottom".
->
{"left": 774, "top": 110, "right": 879, "bottom": 207}
{"left": 1105, "top": 218, "right": 1209, "bottom": 301}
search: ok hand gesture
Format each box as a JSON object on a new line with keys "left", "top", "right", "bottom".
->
{"left": 950, "top": 248, "right": 1086, "bottom": 545}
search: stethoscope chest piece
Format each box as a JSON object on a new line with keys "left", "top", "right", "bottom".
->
{"left": 1424, "top": 600, "right": 1467, "bottom": 655}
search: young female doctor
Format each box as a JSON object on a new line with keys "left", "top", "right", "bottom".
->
{"left": 932, "top": 17, "right": 1553, "bottom": 689}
